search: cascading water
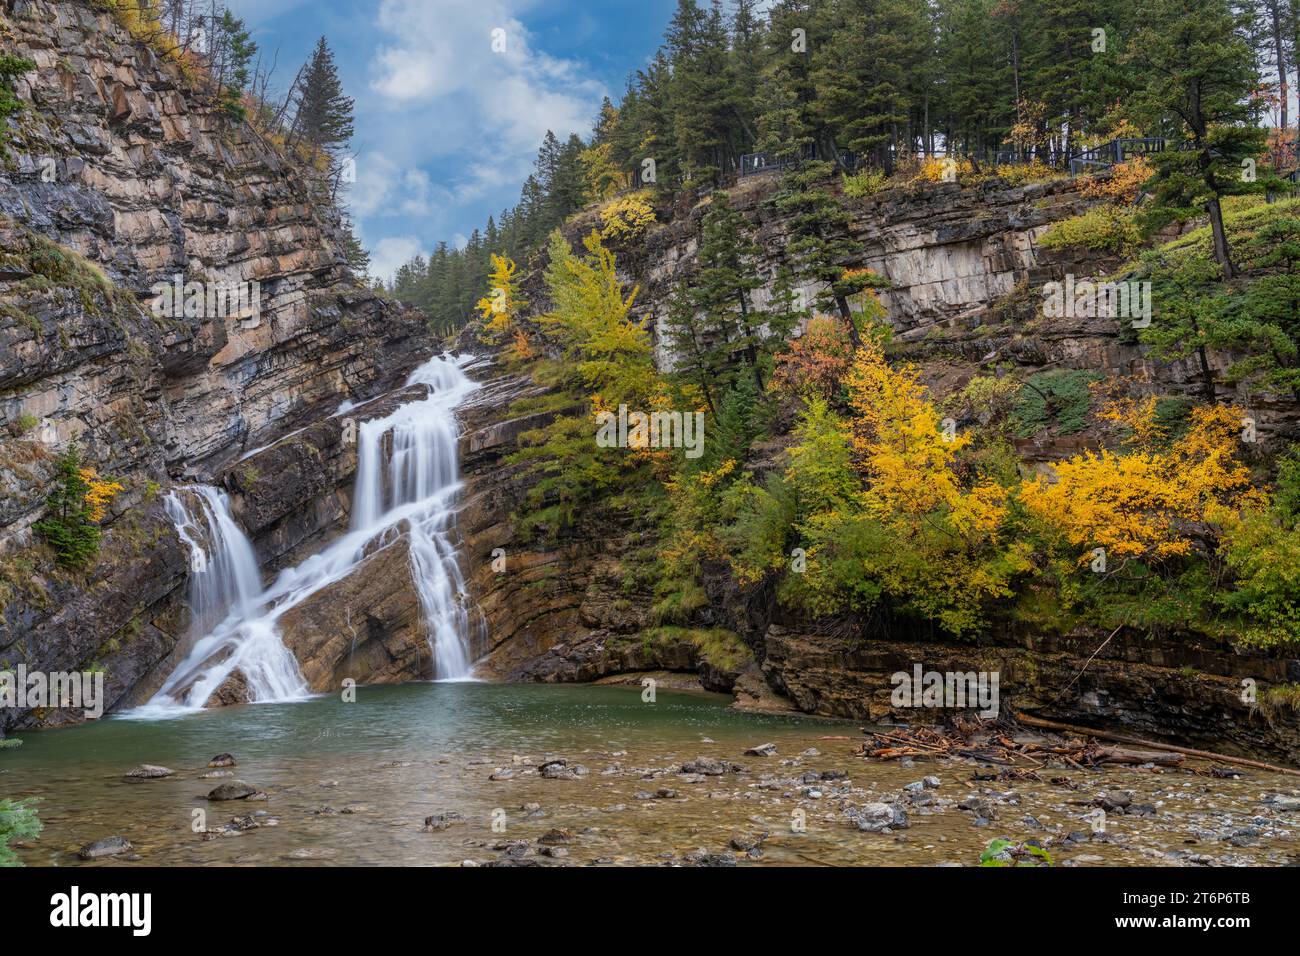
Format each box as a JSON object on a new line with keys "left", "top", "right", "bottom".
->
{"left": 133, "top": 353, "right": 482, "bottom": 717}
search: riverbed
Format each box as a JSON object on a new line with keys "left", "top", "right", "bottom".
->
{"left": 2, "top": 683, "right": 1296, "bottom": 866}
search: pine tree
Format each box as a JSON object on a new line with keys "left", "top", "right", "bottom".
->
{"left": 1127, "top": 0, "right": 1266, "bottom": 278}
{"left": 772, "top": 162, "right": 874, "bottom": 344}
{"left": 812, "top": 0, "right": 931, "bottom": 166}
{"left": 754, "top": 0, "right": 821, "bottom": 165}
{"left": 339, "top": 217, "right": 370, "bottom": 280}
{"left": 693, "top": 192, "right": 768, "bottom": 389}
{"left": 290, "top": 37, "right": 355, "bottom": 163}
{"left": 212, "top": 11, "right": 256, "bottom": 122}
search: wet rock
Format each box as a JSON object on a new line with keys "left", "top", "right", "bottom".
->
{"left": 423, "top": 812, "right": 465, "bottom": 832}
{"left": 539, "top": 845, "right": 568, "bottom": 858}
{"left": 206, "top": 780, "right": 260, "bottom": 801}
{"left": 1267, "top": 794, "right": 1300, "bottom": 811}
{"left": 655, "top": 788, "right": 679, "bottom": 799}
{"left": 684, "top": 850, "right": 737, "bottom": 867}
{"left": 681, "top": 757, "right": 737, "bottom": 776}
{"left": 922, "top": 776, "right": 941, "bottom": 789}
{"left": 538, "top": 758, "right": 576, "bottom": 779}
{"left": 208, "top": 754, "right": 237, "bottom": 768}
{"left": 78, "top": 836, "right": 133, "bottom": 860}
{"left": 729, "top": 831, "right": 768, "bottom": 852}
{"left": 495, "top": 840, "right": 533, "bottom": 860}
{"left": 958, "top": 794, "right": 997, "bottom": 819}
{"left": 1099, "top": 790, "right": 1133, "bottom": 812}
{"left": 489, "top": 769, "right": 515, "bottom": 781}
{"left": 745, "top": 743, "right": 777, "bottom": 757}
{"left": 125, "top": 764, "right": 174, "bottom": 778}
{"left": 846, "top": 802, "right": 910, "bottom": 832}
{"left": 538, "top": 828, "right": 571, "bottom": 846}
{"left": 200, "top": 770, "right": 234, "bottom": 779}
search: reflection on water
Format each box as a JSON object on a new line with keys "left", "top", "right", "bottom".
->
{"left": 1, "top": 683, "right": 1293, "bottom": 867}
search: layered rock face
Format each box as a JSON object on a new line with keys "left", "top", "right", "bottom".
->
{"left": 453, "top": 172, "right": 1300, "bottom": 759}
{"left": 0, "top": 0, "right": 437, "bottom": 729}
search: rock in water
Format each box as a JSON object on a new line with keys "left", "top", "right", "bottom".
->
{"left": 208, "top": 754, "right": 237, "bottom": 768}
{"left": 78, "top": 836, "right": 133, "bottom": 860}
{"left": 845, "top": 802, "right": 910, "bottom": 832}
{"left": 744, "top": 743, "right": 777, "bottom": 757}
{"left": 207, "top": 780, "right": 259, "bottom": 801}
{"left": 680, "top": 757, "right": 730, "bottom": 776}
{"left": 125, "top": 764, "right": 174, "bottom": 778}
{"left": 422, "top": 812, "right": 465, "bottom": 831}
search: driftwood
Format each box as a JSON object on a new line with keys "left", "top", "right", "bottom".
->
{"left": 1016, "top": 713, "right": 1300, "bottom": 778}
{"left": 1095, "top": 746, "right": 1183, "bottom": 767}
{"left": 858, "top": 712, "right": 1300, "bottom": 778}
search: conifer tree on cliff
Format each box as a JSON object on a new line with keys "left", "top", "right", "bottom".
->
{"left": 692, "top": 192, "right": 770, "bottom": 390}
{"left": 1127, "top": 0, "right": 1265, "bottom": 279}
{"left": 289, "top": 37, "right": 355, "bottom": 166}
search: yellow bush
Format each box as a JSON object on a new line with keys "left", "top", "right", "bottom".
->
{"left": 1080, "top": 156, "right": 1153, "bottom": 205}
{"left": 599, "top": 192, "right": 656, "bottom": 241}
{"left": 914, "top": 156, "right": 974, "bottom": 184}
{"left": 1020, "top": 402, "right": 1262, "bottom": 564}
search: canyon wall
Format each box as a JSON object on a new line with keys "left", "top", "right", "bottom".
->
{"left": 454, "top": 171, "right": 1300, "bottom": 761}
{"left": 0, "top": 0, "right": 438, "bottom": 729}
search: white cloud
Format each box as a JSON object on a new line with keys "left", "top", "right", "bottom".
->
{"left": 359, "top": 0, "right": 603, "bottom": 200}
{"left": 368, "top": 235, "right": 424, "bottom": 283}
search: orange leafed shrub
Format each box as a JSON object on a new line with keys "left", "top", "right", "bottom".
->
{"left": 769, "top": 316, "right": 853, "bottom": 399}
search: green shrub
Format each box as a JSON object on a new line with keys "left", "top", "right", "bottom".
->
{"left": 842, "top": 167, "right": 889, "bottom": 198}
{"left": 0, "top": 54, "right": 35, "bottom": 153}
{"left": 0, "top": 797, "right": 41, "bottom": 867}
{"left": 1011, "top": 369, "right": 1104, "bottom": 437}
{"left": 34, "top": 446, "right": 104, "bottom": 569}
{"left": 1039, "top": 203, "right": 1142, "bottom": 254}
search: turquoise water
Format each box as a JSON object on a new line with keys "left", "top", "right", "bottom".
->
{"left": 2, "top": 682, "right": 1291, "bottom": 867}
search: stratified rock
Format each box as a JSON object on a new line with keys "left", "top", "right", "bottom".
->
{"left": 207, "top": 754, "right": 237, "bottom": 768}
{"left": 744, "top": 743, "right": 777, "bottom": 757}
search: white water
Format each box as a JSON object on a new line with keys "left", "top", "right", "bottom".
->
{"left": 133, "top": 353, "right": 482, "bottom": 717}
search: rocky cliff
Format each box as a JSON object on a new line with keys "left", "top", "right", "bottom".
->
{"left": 0, "top": 0, "right": 438, "bottom": 729}
{"left": 451, "top": 170, "right": 1300, "bottom": 762}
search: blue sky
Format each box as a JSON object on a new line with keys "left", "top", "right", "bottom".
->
{"left": 228, "top": 0, "right": 679, "bottom": 280}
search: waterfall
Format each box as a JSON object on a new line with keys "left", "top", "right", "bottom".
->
{"left": 163, "top": 486, "right": 262, "bottom": 636}
{"left": 132, "top": 353, "right": 481, "bottom": 717}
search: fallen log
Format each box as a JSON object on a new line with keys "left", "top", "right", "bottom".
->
{"left": 1096, "top": 746, "right": 1183, "bottom": 767}
{"left": 1017, "top": 713, "right": 1300, "bottom": 778}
